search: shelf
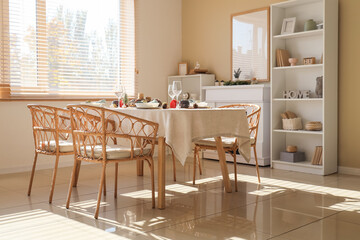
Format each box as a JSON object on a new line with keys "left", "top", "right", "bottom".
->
{"left": 273, "top": 29, "right": 323, "bottom": 40}
{"left": 273, "top": 64, "right": 323, "bottom": 70}
{"left": 273, "top": 98, "right": 323, "bottom": 102}
{"left": 272, "top": 160, "right": 322, "bottom": 169}
{"left": 273, "top": 129, "right": 323, "bottom": 135}
{"left": 272, "top": 0, "right": 323, "bottom": 9}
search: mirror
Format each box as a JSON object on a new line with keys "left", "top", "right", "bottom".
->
{"left": 231, "top": 8, "right": 269, "bottom": 82}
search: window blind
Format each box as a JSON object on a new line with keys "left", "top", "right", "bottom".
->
{"left": 0, "top": 0, "right": 135, "bottom": 98}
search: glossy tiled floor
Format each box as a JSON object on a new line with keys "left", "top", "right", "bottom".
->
{"left": 1, "top": 157, "right": 360, "bottom": 239}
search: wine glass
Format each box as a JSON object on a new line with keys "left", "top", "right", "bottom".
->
{"left": 114, "top": 83, "right": 125, "bottom": 108}
{"left": 168, "top": 84, "right": 175, "bottom": 101}
{"left": 172, "top": 81, "right": 182, "bottom": 107}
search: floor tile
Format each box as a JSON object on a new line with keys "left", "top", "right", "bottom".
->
{"left": 274, "top": 215, "right": 360, "bottom": 240}
{"left": 1, "top": 158, "right": 360, "bottom": 240}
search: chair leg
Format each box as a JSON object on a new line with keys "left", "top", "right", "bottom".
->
{"left": 66, "top": 158, "right": 79, "bottom": 209}
{"left": 73, "top": 160, "right": 82, "bottom": 187}
{"left": 49, "top": 154, "right": 60, "bottom": 203}
{"left": 27, "top": 152, "right": 38, "bottom": 196}
{"left": 253, "top": 145, "right": 261, "bottom": 183}
{"left": 114, "top": 163, "right": 118, "bottom": 198}
{"left": 197, "top": 149, "right": 202, "bottom": 175}
{"left": 171, "top": 150, "right": 176, "bottom": 182}
{"left": 149, "top": 159, "right": 155, "bottom": 208}
{"left": 103, "top": 170, "right": 106, "bottom": 196}
{"left": 232, "top": 151, "right": 238, "bottom": 192}
{"left": 193, "top": 147, "right": 197, "bottom": 185}
{"left": 95, "top": 163, "right": 107, "bottom": 219}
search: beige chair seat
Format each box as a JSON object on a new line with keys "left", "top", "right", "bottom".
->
{"left": 40, "top": 140, "right": 73, "bottom": 153}
{"left": 81, "top": 144, "right": 151, "bottom": 160}
{"left": 194, "top": 137, "right": 255, "bottom": 147}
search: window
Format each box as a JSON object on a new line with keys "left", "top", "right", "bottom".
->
{"left": 0, "top": 0, "right": 135, "bottom": 99}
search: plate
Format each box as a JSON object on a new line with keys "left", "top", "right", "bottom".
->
{"left": 135, "top": 102, "right": 160, "bottom": 109}
{"left": 81, "top": 102, "right": 105, "bottom": 107}
{"left": 197, "top": 102, "right": 208, "bottom": 108}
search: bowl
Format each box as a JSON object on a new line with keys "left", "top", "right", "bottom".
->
{"left": 197, "top": 102, "right": 208, "bottom": 108}
{"left": 288, "top": 58, "right": 298, "bottom": 66}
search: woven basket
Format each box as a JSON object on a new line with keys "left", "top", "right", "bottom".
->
{"left": 305, "top": 121, "right": 322, "bottom": 131}
{"left": 282, "top": 118, "right": 302, "bottom": 130}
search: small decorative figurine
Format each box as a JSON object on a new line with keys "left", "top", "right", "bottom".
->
{"left": 180, "top": 100, "right": 190, "bottom": 108}
{"left": 194, "top": 61, "right": 200, "bottom": 70}
{"left": 315, "top": 76, "right": 323, "bottom": 98}
{"left": 170, "top": 99, "right": 178, "bottom": 108}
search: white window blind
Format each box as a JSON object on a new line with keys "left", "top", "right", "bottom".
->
{"left": 0, "top": 0, "right": 135, "bottom": 98}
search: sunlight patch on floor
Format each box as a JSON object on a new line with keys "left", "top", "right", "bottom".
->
{"left": 0, "top": 209, "right": 130, "bottom": 239}
{"left": 165, "top": 184, "right": 199, "bottom": 194}
{"left": 120, "top": 189, "right": 174, "bottom": 198}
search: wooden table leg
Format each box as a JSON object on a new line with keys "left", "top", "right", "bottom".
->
{"left": 214, "top": 136, "right": 232, "bottom": 193}
{"left": 136, "top": 160, "right": 144, "bottom": 176}
{"left": 158, "top": 136, "right": 166, "bottom": 209}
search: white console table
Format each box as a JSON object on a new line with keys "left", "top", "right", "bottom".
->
{"left": 202, "top": 84, "right": 270, "bottom": 166}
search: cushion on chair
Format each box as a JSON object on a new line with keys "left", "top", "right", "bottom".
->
{"left": 195, "top": 137, "right": 255, "bottom": 147}
{"left": 39, "top": 140, "right": 73, "bottom": 153}
{"left": 80, "top": 144, "right": 151, "bottom": 160}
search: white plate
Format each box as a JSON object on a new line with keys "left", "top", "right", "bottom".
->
{"left": 135, "top": 102, "right": 160, "bottom": 109}
{"left": 197, "top": 102, "right": 208, "bottom": 108}
{"left": 81, "top": 102, "right": 105, "bottom": 107}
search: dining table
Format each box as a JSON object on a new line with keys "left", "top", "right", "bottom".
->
{"left": 111, "top": 107, "right": 251, "bottom": 209}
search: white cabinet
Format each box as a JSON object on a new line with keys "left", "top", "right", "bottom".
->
{"left": 167, "top": 74, "right": 215, "bottom": 102}
{"left": 270, "top": 0, "right": 338, "bottom": 175}
{"left": 202, "top": 84, "right": 271, "bottom": 166}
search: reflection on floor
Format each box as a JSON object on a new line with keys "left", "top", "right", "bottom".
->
{"left": 1, "top": 157, "right": 360, "bottom": 239}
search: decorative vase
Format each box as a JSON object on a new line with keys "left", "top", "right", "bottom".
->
{"left": 304, "top": 19, "right": 317, "bottom": 31}
{"left": 288, "top": 58, "right": 298, "bottom": 66}
{"left": 315, "top": 76, "right": 323, "bottom": 98}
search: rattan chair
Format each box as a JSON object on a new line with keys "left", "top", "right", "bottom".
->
{"left": 66, "top": 105, "right": 158, "bottom": 219}
{"left": 27, "top": 105, "right": 74, "bottom": 203}
{"left": 193, "top": 104, "right": 261, "bottom": 191}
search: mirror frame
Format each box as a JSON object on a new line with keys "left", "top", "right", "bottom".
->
{"left": 231, "top": 7, "right": 270, "bottom": 82}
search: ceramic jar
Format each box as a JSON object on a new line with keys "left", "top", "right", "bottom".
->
{"left": 304, "top": 19, "right": 317, "bottom": 31}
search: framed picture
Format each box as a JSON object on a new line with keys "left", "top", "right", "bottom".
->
{"left": 281, "top": 17, "right": 296, "bottom": 35}
{"left": 178, "top": 63, "right": 188, "bottom": 76}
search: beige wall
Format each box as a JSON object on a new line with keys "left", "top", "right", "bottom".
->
{"left": 338, "top": 0, "right": 360, "bottom": 169}
{"left": 136, "top": 0, "right": 182, "bottom": 101}
{"left": 0, "top": 0, "right": 182, "bottom": 174}
{"left": 182, "top": 0, "right": 360, "bottom": 169}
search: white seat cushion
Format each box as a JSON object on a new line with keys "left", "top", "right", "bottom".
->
{"left": 40, "top": 140, "right": 73, "bottom": 153}
{"left": 81, "top": 144, "right": 151, "bottom": 160}
{"left": 195, "top": 137, "right": 255, "bottom": 147}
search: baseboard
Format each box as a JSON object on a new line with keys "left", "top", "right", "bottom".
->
{"left": 0, "top": 159, "right": 75, "bottom": 175}
{"left": 338, "top": 166, "right": 360, "bottom": 176}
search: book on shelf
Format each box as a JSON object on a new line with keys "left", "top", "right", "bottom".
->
{"left": 311, "top": 146, "right": 323, "bottom": 165}
{"left": 276, "top": 49, "right": 290, "bottom": 67}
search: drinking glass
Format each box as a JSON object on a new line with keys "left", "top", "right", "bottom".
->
{"left": 168, "top": 84, "right": 175, "bottom": 101}
{"left": 172, "top": 81, "right": 182, "bottom": 107}
{"left": 114, "top": 83, "right": 125, "bottom": 108}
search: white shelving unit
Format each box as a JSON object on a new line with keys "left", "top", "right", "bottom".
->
{"left": 270, "top": 0, "right": 338, "bottom": 175}
{"left": 167, "top": 74, "right": 215, "bottom": 103}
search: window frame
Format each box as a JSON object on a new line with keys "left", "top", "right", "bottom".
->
{"left": 0, "top": 0, "right": 135, "bottom": 101}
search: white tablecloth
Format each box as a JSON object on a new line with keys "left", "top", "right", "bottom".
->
{"left": 111, "top": 108, "right": 250, "bottom": 165}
